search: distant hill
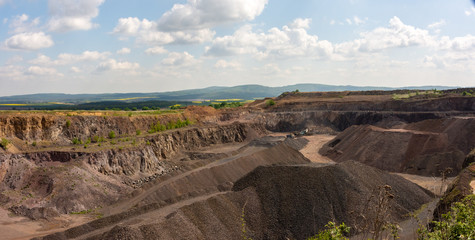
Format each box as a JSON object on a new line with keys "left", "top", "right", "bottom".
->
{"left": 0, "top": 84, "right": 458, "bottom": 104}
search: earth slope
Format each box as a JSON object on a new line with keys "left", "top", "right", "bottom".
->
{"left": 320, "top": 118, "right": 475, "bottom": 176}
{"left": 41, "top": 160, "right": 434, "bottom": 240}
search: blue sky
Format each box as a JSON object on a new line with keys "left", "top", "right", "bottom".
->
{"left": 0, "top": 0, "right": 474, "bottom": 96}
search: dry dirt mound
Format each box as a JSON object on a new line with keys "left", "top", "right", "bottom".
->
{"left": 320, "top": 118, "right": 475, "bottom": 176}
{"left": 36, "top": 143, "right": 310, "bottom": 239}
{"left": 57, "top": 161, "right": 434, "bottom": 240}
{"left": 232, "top": 161, "right": 434, "bottom": 239}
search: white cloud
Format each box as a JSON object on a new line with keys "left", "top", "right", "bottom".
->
{"left": 162, "top": 52, "right": 198, "bottom": 66}
{"left": 30, "top": 51, "right": 110, "bottom": 65}
{"left": 427, "top": 19, "right": 446, "bottom": 29}
{"left": 47, "top": 0, "right": 105, "bottom": 32}
{"left": 0, "top": 65, "right": 27, "bottom": 81}
{"left": 145, "top": 46, "right": 168, "bottom": 55}
{"left": 465, "top": 7, "right": 475, "bottom": 16}
{"left": 4, "top": 32, "right": 54, "bottom": 50}
{"left": 157, "top": 0, "right": 268, "bottom": 31}
{"left": 117, "top": 47, "right": 131, "bottom": 55}
{"left": 6, "top": 55, "right": 23, "bottom": 64}
{"left": 27, "top": 66, "right": 63, "bottom": 76}
{"left": 70, "top": 66, "right": 81, "bottom": 73}
{"left": 353, "top": 16, "right": 365, "bottom": 25}
{"left": 214, "top": 59, "right": 241, "bottom": 69}
{"left": 97, "top": 59, "right": 140, "bottom": 71}
{"left": 112, "top": 17, "right": 215, "bottom": 45}
{"left": 336, "top": 16, "right": 435, "bottom": 54}
{"left": 288, "top": 18, "right": 311, "bottom": 29}
{"left": 9, "top": 14, "right": 40, "bottom": 34}
{"left": 424, "top": 51, "right": 475, "bottom": 71}
{"left": 445, "top": 35, "right": 475, "bottom": 51}
{"left": 205, "top": 19, "right": 333, "bottom": 60}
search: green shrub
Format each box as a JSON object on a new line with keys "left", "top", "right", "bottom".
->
{"left": 32, "top": 141, "right": 37, "bottom": 147}
{"left": 418, "top": 195, "right": 475, "bottom": 240}
{"left": 307, "top": 222, "right": 350, "bottom": 240}
{"left": 136, "top": 130, "right": 141, "bottom": 135}
{"left": 72, "top": 138, "right": 82, "bottom": 145}
{"left": 266, "top": 99, "right": 275, "bottom": 106}
{"left": 66, "top": 120, "right": 71, "bottom": 128}
{"left": 0, "top": 138, "right": 10, "bottom": 150}
{"left": 108, "top": 131, "right": 116, "bottom": 139}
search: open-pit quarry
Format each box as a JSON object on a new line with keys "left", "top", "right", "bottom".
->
{"left": 1, "top": 90, "right": 474, "bottom": 240}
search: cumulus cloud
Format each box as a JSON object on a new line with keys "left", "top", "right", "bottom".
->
{"left": 117, "top": 47, "right": 131, "bottom": 54}
{"left": 47, "top": 0, "right": 105, "bottom": 32}
{"left": 145, "top": 46, "right": 168, "bottom": 55}
{"left": 9, "top": 14, "right": 40, "bottom": 34}
{"left": 4, "top": 32, "right": 54, "bottom": 50}
{"left": 161, "top": 52, "right": 198, "bottom": 66}
{"left": 334, "top": 16, "right": 435, "bottom": 56}
{"left": 157, "top": 0, "right": 268, "bottom": 31}
{"left": 205, "top": 18, "right": 333, "bottom": 60}
{"left": 214, "top": 59, "right": 241, "bottom": 69}
{"left": 112, "top": 17, "right": 214, "bottom": 45}
{"left": 97, "top": 59, "right": 140, "bottom": 71}
{"left": 30, "top": 51, "right": 110, "bottom": 65}
{"left": 27, "top": 66, "right": 63, "bottom": 76}
{"left": 0, "top": 65, "right": 27, "bottom": 81}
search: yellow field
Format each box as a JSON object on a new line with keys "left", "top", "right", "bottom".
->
{"left": 0, "top": 103, "right": 28, "bottom": 106}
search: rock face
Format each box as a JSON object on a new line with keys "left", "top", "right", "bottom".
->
{"left": 319, "top": 118, "right": 475, "bottom": 176}
{"left": 0, "top": 112, "right": 204, "bottom": 143}
{"left": 0, "top": 122, "right": 266, "bottom": 214}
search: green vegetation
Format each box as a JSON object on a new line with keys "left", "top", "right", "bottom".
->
{"left": 392, "top": 90, "right": 442, "bottom": 100}
{"left": 72, "top": 138, "right": 82, "bottom": 145}
{"left": 108, "top": 131, "right": 116, "bottom": 139}
{"left": 92, "top": 135, "right": 105, "bottom": 143}
{"left": 169, "top": 104, "right": 182, "bottom": 110}
{"left": 307, "top": 222, "right": 350, "bottom": 240}
{"left": 32, "top": 141, "right": 37, "bottom": 147}
{"left": 0, "top": 138, "right": 10, "bottom": 150}
{"left": 65, "top": 120, "right": 71, "bottom": 128}
{"left": 266, "top": 99, "right": 275, "bottom": 106}
{"left": 462, "top": 91, "right": 473, "bottom": 96}
{"left": 136, "top": 130, "right": 141, "bottom": 135}
{"left": 418, "top": 195, "right": 475, "bottom": 240}
{"left": 209, "top": 101, "right": 243, "bottom": 109}
{"left": 148, "top": 119, "right": 192, "bottom": 134}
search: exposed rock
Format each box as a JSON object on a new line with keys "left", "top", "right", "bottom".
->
{"left": 9, "top": 205, "right": 60, "bottom": 220}
{"left": 432, "top": 150, "right": 475, "bottom": 221}
{"left": 319, "top": 118, "right": 475, "bottom": 176}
